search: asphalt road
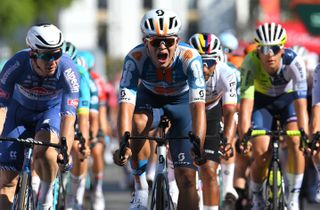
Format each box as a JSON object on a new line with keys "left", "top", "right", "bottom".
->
{"left": 102, "top": 163, "right": 320, "bottom": 210}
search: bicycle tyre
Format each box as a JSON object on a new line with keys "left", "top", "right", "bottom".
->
{"left": 15, "top": 172, "right": 33, "bottom": 210}
{"left": 152, "top": 174, "right": 174, "bottom": 210}
{"left": 272, "top": 161, "right": 279, "bottom": 210}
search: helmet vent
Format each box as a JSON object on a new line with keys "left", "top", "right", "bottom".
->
{"left": 169, "top": 17, "right": 175, "bottom": 29}
{"left": 146, "top": 18, "right": 154, "bottom": 30}
{"left": 159, "top": 17, "right": 164, "bottom": 30}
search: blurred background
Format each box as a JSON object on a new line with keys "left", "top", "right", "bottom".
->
{"left": 0, "top": 0, "right": 319, "bottom": 81}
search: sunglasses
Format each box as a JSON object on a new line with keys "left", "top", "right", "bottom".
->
{"left": 259, "top": 45, "right": 282, "bottom": 56}
{"left": 36, "top": 50, "right": 63, "bottom": 61}
{"left": 146, "top": 37, "right": 177, "bottom": 48}
{"left": 203, "top": 59, "right": 217, "bottom": 68}
{"left": 223, "top": 47, "right": 232, "bottom": 54}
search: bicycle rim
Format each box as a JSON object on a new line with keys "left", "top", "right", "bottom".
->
{"left": 16, "top": 172, "right": 33, "bottom": 210}
{"left": 152, "top": 174, "right": 174, "bottom": 210}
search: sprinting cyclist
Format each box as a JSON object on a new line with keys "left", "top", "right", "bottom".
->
{"left": 62, "top": 41, "right": 92, "bottom": 210}
{"left": 114, "top": 9, "right": 206, "bottom": 210}
{"left": 0, "top": 24, "right": 80, "bottom": 210}
{"left": 239, "top": 22, "right": 308, "bottom": 210}
{"left": 189, "top": 33, "right": 237, "bottom": 210}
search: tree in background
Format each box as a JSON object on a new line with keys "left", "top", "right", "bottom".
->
{"left": 0, "top": 0, "right": 74, "bottom": 38}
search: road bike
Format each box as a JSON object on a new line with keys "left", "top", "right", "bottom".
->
{"left": 240, "top": 126, "right": 308, "bottom": 210}
{"left": 0, "top": 136, "right": 68, "bottom": 210}
{"left": 119, "top": 115, "right": 190, "bottom": 210}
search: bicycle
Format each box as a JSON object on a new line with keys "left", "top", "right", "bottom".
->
{"left": 240, "top": 126, "right": 307, "bottom": 210}
{"left": 0, "top": 136, "right": 68, "bottom": 210}
{"left": 119, "top": 115, "right": 190, "bottom": 210}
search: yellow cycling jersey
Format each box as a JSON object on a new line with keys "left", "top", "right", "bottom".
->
{"left": 240, "top": 49, "right": 307, "bottom": 99}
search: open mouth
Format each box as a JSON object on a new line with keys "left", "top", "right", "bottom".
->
{"left": 157, "top": 52, "right": 169, "bottom": 63}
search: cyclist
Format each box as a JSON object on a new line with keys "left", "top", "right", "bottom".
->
{"left": 0, "top": 23, "right": 80, "bottom": 210}
{"left": 189, "top": 33, "right": 237, "bottom": 210}
{"left": 239, "top": 22, "right": 308, "bottom": 210}
{"left": 114, "top": 9, "right": 206, "bottom": 210}
{"left": 310, "top": 63, "right": 320, "bottom": 203}
{"left": 78, "top": 50, "right": 107, "bottom": 210}
{"left": 62, "top": 41, "right": 92, "bottom": 210}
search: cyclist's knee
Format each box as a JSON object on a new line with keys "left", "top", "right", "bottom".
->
{"left": 200, "top": 162, "right": 218, "bottom": 184}
{"left": 174, "top": 168, "right": 196, "bottom": 190}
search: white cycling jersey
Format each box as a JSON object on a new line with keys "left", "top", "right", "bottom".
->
{"left": 205, "top": 61, "right": 237, "bottom": 110}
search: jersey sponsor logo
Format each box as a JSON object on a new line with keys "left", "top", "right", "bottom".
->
{"left": 64, "top": 68, "right": 80, "bottom": 93}
{"left": 183, "top": 50, "right": 193, "bottom": 60}
{"left": 0, "top": 61, "right": 19, "bottom": 85}
{"left": 10, "top": 151, "right": 17, "bottom": 160}
{"left": 67, "top": 99, "right": 79, "bottom": 108}
{"left": 121, "top": 60, "right": 135, "bottom": 87}
{"left": 131, "top": 51, "right": 142, "bottom": 61}
{"left": 178, "top": 153, "right": 185, "bottom": 162}
{"left": 294, "top": 60, "right": 305, "bottom": 79}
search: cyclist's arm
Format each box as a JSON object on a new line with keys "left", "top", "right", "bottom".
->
{"left": 239, "top": 98, "right": 253, "bottom": 139}
{"left": 60, "top": 115, "right": 77, "bottom": 154}
{"left": 117, "top": 102, "right": 134, "bottom": 141}
{"left": 0, "top": 107, "right": 7, "bottom": 134}
{"left": 294, "top": 98, "right": 309, "bottom": 134}
{"left": 311, "top": 64, "right": 320, "bottom": 133}
{"left": 190, "top": 102, "right": 206, "bottom": 148}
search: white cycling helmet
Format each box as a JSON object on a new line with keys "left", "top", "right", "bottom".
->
{"left": 254, "top": 22, "right": 287, "bottom": 46}
{"left": 219, "top": 31, "right": 239, "bottom": 52}
{"left": 140, "top": 9, "right": 181, "bottom": 37}
{"left": 26, "top": 24, "right": 64, "bottom": 50}
{"left": 188, "top": 33, "right": 222, "bottom": 60}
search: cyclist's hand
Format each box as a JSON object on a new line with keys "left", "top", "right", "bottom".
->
{"left": 57, "top": 153, "right": 73, "bottom": 172}
{"left": 219, "top": 143, "right": 233, "bottom": 160}
{"left": 113, "top": 147, "right": 132, "bottom": 166}
{"left": 78, "top": 144, "right": 91, "bottom": 160}
{"left": 235, "top": 139, "right": 252, "bottom": 155}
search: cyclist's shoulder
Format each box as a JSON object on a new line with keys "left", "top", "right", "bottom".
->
{"left": 282, "top": 48, "right": 298, "bottom": 65}
{"left": 176, "top": 42, "right": 201, "bottom": 61}
{"left": 125, "top": 43, "right": 148, "bottom": 63}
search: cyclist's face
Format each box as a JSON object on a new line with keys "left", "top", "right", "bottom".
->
{"left": 258, "top": 45, "right": 284, "bottom": 73}
{"left": 202, "top": 58, "right": 217, "bottom": 81}
{"left": 145, "top": 36, "right": 179, "bottom": 69}
{"left": 34, "top": 49, "right": 62, "bottom": 76}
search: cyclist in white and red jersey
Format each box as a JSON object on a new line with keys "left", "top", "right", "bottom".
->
{"left": 239, "top": 22, "right": 308, "bottom": 210}
{"left": 0, "top": 24, "right": 80, "bottom": 210}
{"left": 189, "top": 33, "right": 238, "bottom": 210}
{"left": 114, "top": 9, "right": 206, "bottom": 210}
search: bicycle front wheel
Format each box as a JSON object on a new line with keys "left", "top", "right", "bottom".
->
{"left": 152, "top": 174, "right": 174, "bottom": 210}
{"left": 13, "top": 172, "right": 34, "bottom": 210}
{"left": 269, "top": 161, "right": 285, "bottom": 210}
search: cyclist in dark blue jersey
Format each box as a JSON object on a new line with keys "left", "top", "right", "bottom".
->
{"left": 0, "top": 24, "right": 80, "bottom": 210}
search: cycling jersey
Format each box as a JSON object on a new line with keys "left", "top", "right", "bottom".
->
{"left": 0, "top": 49, "right": 80, "bottom": 115}
{"left": 0, "top": 49, "right": 80, "bottom": 171}
{"left": 119, "top": 42, "right": 206, "bottom": 104}
{"left": 76, "top": 64, "right": 91, "bottom": 114}
{"left": 240, "top": 49, "right": 307, "bottom": 100}
{"left": 312, "top": 64, "right": 320, "bottom": 106}
{"left": 88, "top": 74, "right": 99, "bottom": 112}
{"left": 90, "top": 71, "right": 108, "bottom": 106}
{"left": 205, "top": 61, "right": 237, "bottom": 110}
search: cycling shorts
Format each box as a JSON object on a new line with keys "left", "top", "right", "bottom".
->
{"left": 135, "top": 84, "right": 195, "bottom": 169}
{"left": 252, "top": 92, "right": 297, "bottom": 130}
{"left": 205, "top": 103, "right": 222, "bottom": 163}
{"left": 0, "top": 99, "right": 60, "bottom": 171}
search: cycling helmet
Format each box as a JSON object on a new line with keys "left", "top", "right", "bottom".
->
{"left": 254, "top": 22, "right": 287, "bottom": 46}
{"left": 61, "top": 41, "right": 78, "bottom": 61}
{"left": 140, "top": 9, "right": 181, "bottom": 37}
{"left": 291, "top": 45, "right": 308, "bottom": 58}
{"left": 75, "top": 55, "right": 88, "bottom": 70}
{"left": 26, "top": 24, "right": 64, "bottom": 50}
{"left": 188, "top": 33, "right": 222, "bottom": 59}
{"left": 78, "top": 51, "right": 95, "bottom": 70}
{"left": 219, "top": 31, "right": 239, "bottom": 52}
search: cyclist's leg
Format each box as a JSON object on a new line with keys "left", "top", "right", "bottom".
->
{"left": 285, "top": 121, "right": 305, "bottom": 208}
{"left": 33, "top": 106, "right": 61, "bottom": 210}
{"left": 166, "top": 100, "right": 199, "bottom": 210}
{"left": 250, "top": 105, "right": 273, "bottom": 209}
{"left": 0, "top": 101, "right": 29, "bottom": 209}
{"left": 201, "top": 105, "right": 222, "bottom": 209}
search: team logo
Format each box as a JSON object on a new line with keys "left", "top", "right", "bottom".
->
{"left": 67, "top": 99, "right": 79, "bottom": 108}
{"left": 178, "top": 153, "right": 185, "bottom": 162}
